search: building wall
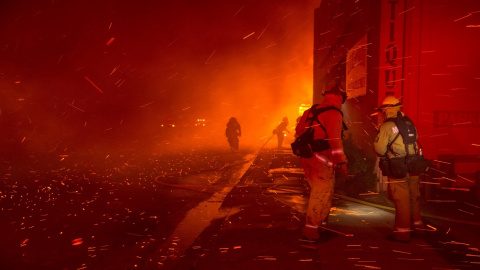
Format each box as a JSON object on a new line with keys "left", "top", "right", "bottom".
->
{"left": 313, "top": 0, "right": 381, "bottom": 158}
{"left": 314, "top": 0, "right": 480, "bottom": 178}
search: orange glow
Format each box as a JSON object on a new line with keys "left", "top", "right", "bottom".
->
{"left": 298, "top": 104, "right": 311, "bottom": 116}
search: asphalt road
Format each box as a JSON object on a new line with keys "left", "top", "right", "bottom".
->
{"left": 0, "top": 147, "right": 252, "bottom": 270}
{"left": 1, "top": 145, "right": 479, "bottom": 269}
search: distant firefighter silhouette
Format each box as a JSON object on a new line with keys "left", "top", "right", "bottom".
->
{"left": 225, "top": 117, "right": 241, "bottom": 151}
{"left": 273, "top": 117, "right": 290, "bottom": 148}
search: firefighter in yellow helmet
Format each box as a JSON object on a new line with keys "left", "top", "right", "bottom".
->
{"left": 373, "top": 96, "right": 425, "bottom": 243}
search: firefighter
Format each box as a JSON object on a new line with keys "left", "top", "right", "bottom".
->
{"left": 295, "top": 84, "right": 348, "bottom": 241}
{"left": 373, "top": 96, "right": 425, "bottom": 243}
{"left": 225, "top": 117, "right": 241, "bottom": 152}
{"left": 273, "top": 117, "right": 290, "bottom": 148}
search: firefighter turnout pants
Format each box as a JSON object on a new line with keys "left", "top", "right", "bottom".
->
{"left": 388, "top": 173, "right": 424, "bottom": 241}
{"left": 301, "top": 155, "right": 335, "bottom": 229}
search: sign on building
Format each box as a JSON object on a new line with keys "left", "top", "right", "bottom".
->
{"left": 346, "top": 34, "right": 367, "bottom": 99}
{"left": 378, "top": 0, "right": 405, "bottom": 103}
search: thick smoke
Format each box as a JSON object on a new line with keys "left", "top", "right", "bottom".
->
{"left": 0, "top": 0, "right": 320, "bottom": 157}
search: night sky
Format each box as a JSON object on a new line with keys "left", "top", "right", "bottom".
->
{"left": 0, "top": 0, "right": 319, "bottom": 154}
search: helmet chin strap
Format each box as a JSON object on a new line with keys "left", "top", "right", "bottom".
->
{"left": 381, "top": 110, "right": 388, "bottom": 121}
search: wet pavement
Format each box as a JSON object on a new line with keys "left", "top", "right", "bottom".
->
{"left": 1, "top": 146, "right": 480, "bottom": 269}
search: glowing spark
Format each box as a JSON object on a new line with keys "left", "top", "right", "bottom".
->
{"left": 440, "top": 187, "right": 470, "bottom": 192}
{"left": 106, "top": 38, "right": 115, "bottom": 46}
{"left": 393, "top": 250, "right": 411, "bottom": 255}
{"left": 472, "top": 144, "right": 480, "bottom": 147}
{"left": 68, "top": 103, "right": 85, "bottom": 113}
{"left": 354, "top": 265, "right": 380, "bottom": 269}
{"left": 427, "top": 200, "right": 455, "bottom": 203}
{"left": 457, "top": 175, "right": 474, "bottom": 183}
{"left": 385, "top": 180, "right": 406, "bottom": 184}
{"left": 441, "top": 177, "right": 456, "bottom": 182}
{"left": 108, "top": 22, "right": 112, "bottom": 30}
{"left": 21, "top": 137, "right": 26, "bottom": 143}
{"left": 398, "top": 7, "right": 415, "bottom": 15}
{"left": 205, "top": 50, "right": 216, "bottom": 64}
{"left": 114, "top": 79, "right": 125, "bottom": 87}
{"left": 140, "top": 101, "right": 154, "bottom": 108}
{"left": 459, "top": 209, "right": 474, "bottom": 215}
{"left": 454, "top": 13, "right": 471, "bottom": 22}
{"left": 20, "top": 239, "right": 29, "bottom": 247}
{"left": 168, "top": 73, "right": 178, "bottom": 80}
{"left": 316, "top": 45, "right": 331, "bottom": 51}
{"left": 426, "top": 224, "right": 437, "bottom": 231}
{"left": 429, "top": 168, "right": 447, "bottom": 174}
{"left": 443, "top": 240, "right": 470, "bottom": 246}
{"left": 318, "top": 225, "right": 353, "bottom": 236}
{"left": 465, "top": 202, "right": 480, "bottom": 208}
{"left": 467, "top": 25, "right": 480, "bottom": 28}
{"left": 72, "top": 238, "right": 83, "bottom": 246}
{"left": 84, "top": 76, "right": 104, "bottom": 93}
{"left": 300, "top": 244, "right": 317, "bottom": 250}
{"left": 434, "top": 160, "right": 451, "bottom": 164}
{"left": 359, "top": 192, "right": 380, "bottom": 195}
{"left": 234, "top": 6, "right": 244, "bottom": 16}
{"left": 257, "top": 23, "right": 270, "bottom": 40}
{"left": 265, "top": 42, "right": 276, "bottom": 48}
{"left": 243, "top": 32, "right": 255, "bottom": 39}
{"left": 166, "top": 38, "right": 177, "bottom": 48}
{"left": 110, "top": 66, "right": 119, "bottom": 75}
{"left": 332, "top": 13, "right": 344, "bottom": 19}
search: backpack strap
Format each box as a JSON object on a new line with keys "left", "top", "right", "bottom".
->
{"left": 307, "top": 106, "right": 348, "bottom": 133}
{"left": 387, "top": 131, "right": 401, "bottom": 156}
{"left": 385, "top": 114, "right": 419, "bottom": 157}
{"left": 401, "top": 115, "right": 418, "bottom": 154}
